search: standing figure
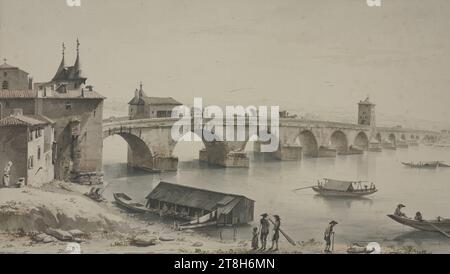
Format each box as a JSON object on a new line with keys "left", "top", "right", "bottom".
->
{"left": 259, "top": 213, "right": 270, "bottom": 250}
{"left": 3, "top": 161, "right": 13, "bottom": 188}
{"left": 251, "top": 227, "right": 259, "bottom": 250}
{"left": 269, "top": 215, "right": 281, "bottom": 251}
{"left": 324, "top": 220, "right": 338, "bottom": 253}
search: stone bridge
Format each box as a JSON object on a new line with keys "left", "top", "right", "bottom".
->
{"left": 102, "top": 117, "right": 440, "bottom": 172}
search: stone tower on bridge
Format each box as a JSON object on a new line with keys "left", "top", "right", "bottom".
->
{"left": 358, "top": 96, "right": 376, "bottom": 127}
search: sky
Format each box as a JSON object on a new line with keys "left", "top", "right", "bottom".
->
{"left": 1, "top": 0, "right": 450, "bottom": 125}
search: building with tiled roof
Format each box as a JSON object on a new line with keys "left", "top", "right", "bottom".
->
{"left": 0, "top": 58, "right": 33, "bottom": 90}
{"left": 128, "top": 82, "right": 182, "bottom": 119}
{"left": 0, "top": 111, "right": 55, "bottom": 187}
{"left": 0, "top": 40, "right": 105, "bottom": 184}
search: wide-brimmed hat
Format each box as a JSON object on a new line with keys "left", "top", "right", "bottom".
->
{"left": 260, "top": 213, "right": 268, "bottom": 217}
{"left": 329, "top": 220, "right": 338, "bottom": 225}
{"left": 397, "top": 204, "right": 405, "bottom": 208}
{"left": 273, "top": 215, "right": 280, "bottom": 220}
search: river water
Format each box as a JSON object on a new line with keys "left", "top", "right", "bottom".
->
{"left": 102, "top": 137, "right": 450, "bottom": 253}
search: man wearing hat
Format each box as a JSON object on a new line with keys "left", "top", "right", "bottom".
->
{"left": 394, "top": 204, "right": 407, "bottom": 217}
{"left": 259, "top": 213, "right": 270, "bottom": 250}
{"left": 324, "top": 220, "right": 338, "bottom": 253}
{"left": 269, "top": 215, "right": 281, "bottom": 251}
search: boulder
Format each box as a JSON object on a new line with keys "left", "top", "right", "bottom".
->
{"left": 46, "top": 228, "right": 73, "bottom": 241}
{"left": 68, "top": 229, "right": 87, "bottom": 238}
{"left": 130, "top": 235, "right": 157, "bottom": 247}
{"left": 159, "top": 236, "right": 175, "bottom": 242}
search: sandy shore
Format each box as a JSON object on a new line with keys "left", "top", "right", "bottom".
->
{"left": 0, "top": 181, "right": 433, "bottom": 254}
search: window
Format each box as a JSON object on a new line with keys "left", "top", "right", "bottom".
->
{"left": 37, "top": 146, "right": 41, "bottom": 160}
{"left": 3, "top": 72, "right": 7, "bottom": 77}
{"left": 2, "top": 80, "right": 8, "bottom": 90}
{"left": 29, "top": 130, "right": 34, "bottom": 141}
{"left": 28, "top": 156, "right": 34, "bottom": 169}
{"left": 65, "top": 102, "right": 72, "bottom": 110}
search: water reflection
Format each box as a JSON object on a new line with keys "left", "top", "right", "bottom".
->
{"left": 102, "top": 143, "right": 450, "bottom": 253}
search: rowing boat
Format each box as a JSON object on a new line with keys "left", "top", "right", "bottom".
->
{"left": 312, "top": 178, "right": 377, "bottom": 197}
{"left": 401, "top": 161, "right": 450, "bottom": 168}
{"left": 113, "top": 193, "right": 154, "bottom": 214}
{"left": 388, "top": 214, "right": 450, "bottom": 233}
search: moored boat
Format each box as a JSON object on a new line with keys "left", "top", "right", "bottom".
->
{"left": 388, "top": 214, "right": 450, "bottom": 233}
{"left": 401, "top": 161, "right": 450, "bottom": 168}
{"left": 312, "top": 178, "right": 377, "bottom": 197}
{"left": 113, "top": 193, "right": 155, "bottom": 214}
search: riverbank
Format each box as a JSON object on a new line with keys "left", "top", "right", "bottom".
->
{"left": 0, "top": 181, "right": 437, "bottom": 254}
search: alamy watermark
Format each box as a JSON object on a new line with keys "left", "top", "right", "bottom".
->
{"left": 66, "top": 0, "right": 81, "bottom": 7}
{"left": 367, "top": 0, "right": 382, "bottom": 7}
{"left": 170, "top": 98, "right": 280, "bottom": 152}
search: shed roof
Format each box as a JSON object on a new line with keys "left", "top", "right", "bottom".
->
{"left": 0, "top": 114, "right": 53, "bottom": 127}
{"left": 323, "top": 179, "right": 354, "bottom": 191}
{"left": 146, "top": 182, "right": 252, "bottom": 211}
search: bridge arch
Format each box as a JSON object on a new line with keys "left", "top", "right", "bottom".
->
{"left": 330, "top": 130, "right": 349, "bottom": 154}
{"left": 294, "top": 130, "right": 319, "bottom": 157}
{"left": 353, "top": 131, "right": 369, "bottom": 150}
{"left": 388, "top": 133, "right": 396, "bottom": 145}
{"left": 104, "top": 132, "right": 155, "bottom": 171}
{"left": 376, "top": 133, "right": 382, "bottom": 143}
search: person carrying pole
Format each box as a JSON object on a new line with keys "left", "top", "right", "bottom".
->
{"left": 324, "top": 220, "right": 338, "bottom": 253}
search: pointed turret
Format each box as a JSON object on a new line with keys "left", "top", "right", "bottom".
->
{"left": 52, "top": 43, "right": 66, "bottom": 81}
{"left": 71, "top": 38, "right": 84, "bottom": 79}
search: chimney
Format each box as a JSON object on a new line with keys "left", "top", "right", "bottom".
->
{"left": 134, "top": 89, "right": 139, "bottom": 97}
{"left": 28, "top": 77, "right": 33, "bottom": 90}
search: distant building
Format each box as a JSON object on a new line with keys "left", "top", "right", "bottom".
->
{"left": 358, "top": 96, "right": 376, "bottom": 126}
{"left": 0, "top": 110, "right": 54, "bottom": 187}
{"left": 0, "top": 40, "right": 105, "bottom": 184}
{"left": 128, "top": 83, "right": 182, "bottom": 119}
{"left": 0, "top": 59, "right": 33, "bottom": 91}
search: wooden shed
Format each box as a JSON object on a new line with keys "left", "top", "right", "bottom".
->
{"left": 145, "top": 182, "right": 254, "bottom": 226}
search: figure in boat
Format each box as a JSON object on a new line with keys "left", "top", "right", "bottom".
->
{"left": 394, "top": 203, "right": 407, "bottom": 217}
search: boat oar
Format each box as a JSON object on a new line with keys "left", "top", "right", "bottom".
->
{"left": 424, "top": 220, "right": 450, "bottom": 238}
{"left": 292, "top": 186, "right": 314, "bottom": 192}
{"left": 269, "top": 218, "right": 296, "bottom": 246}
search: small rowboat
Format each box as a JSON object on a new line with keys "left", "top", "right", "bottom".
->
{"left": 113, "top": 193, "right": 154, "bottom": 214}
{"left": 401, "top": 161, "right": 450, "bottom": 169}
{"left": 311, "top": 178, "right": 377, "bottom": 197}
{"left": 388, "top": 214, "right": 450, "bottom": 234}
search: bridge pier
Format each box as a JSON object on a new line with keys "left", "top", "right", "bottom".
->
{"left": 272, "top": 145, "right": 302, "bottom": 161}
{"left": 318, "top": 146, "right": 337, "bottom": 157}
{"left": 199, "top": 142, "right": 249, "bottom": 168}
{"left": 199, "top": 149, "right": 249, "bottom": 167}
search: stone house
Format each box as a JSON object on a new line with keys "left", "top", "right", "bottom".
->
{"left": 0, "top": 41, "right": 105, "bottom": 184}
{"left": 0, "top": 112, "right": 54, "bottom": 187}
{"left": 128, "top": 83, "right": 182, "bottom": 119}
